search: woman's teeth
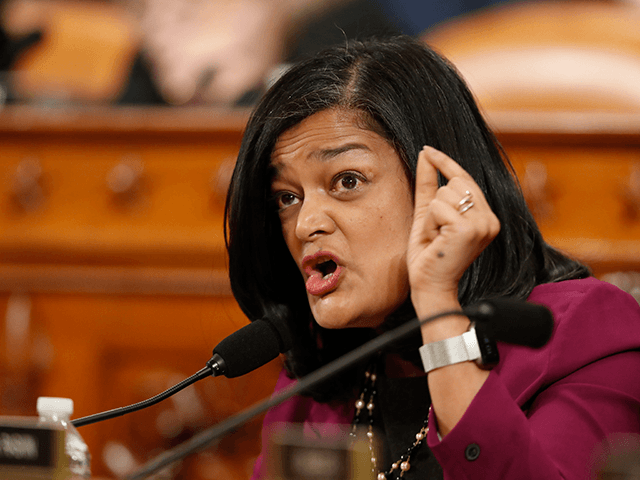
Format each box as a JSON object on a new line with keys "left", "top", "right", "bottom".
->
{"left": 317, "top": 260, "right": 337, "bottom": 278}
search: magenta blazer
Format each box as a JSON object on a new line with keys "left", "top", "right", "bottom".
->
{"left": 252, "top": 278, "right": 640, "bottom": 479}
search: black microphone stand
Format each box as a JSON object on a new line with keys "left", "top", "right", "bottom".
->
{"left": 72, "top": 367, "right": 213, "bottom": 428}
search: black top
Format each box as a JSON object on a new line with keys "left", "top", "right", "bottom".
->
{"left": 376, "top": 374, "right": 443, "bottom": 479}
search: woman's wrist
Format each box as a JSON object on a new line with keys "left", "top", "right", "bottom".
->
{"left": 420, "top": 315, "right": 470, "bottom": 344}
{"left": 411, "top": 290, "right": 470, "bottom": 344}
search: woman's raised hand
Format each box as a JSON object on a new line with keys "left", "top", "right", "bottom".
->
{"left": 407, "top": 146, "right": 500, "bottom": 317}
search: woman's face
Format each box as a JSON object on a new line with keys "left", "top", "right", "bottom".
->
{"left": 270, "top": 108, "right": 414, "bottom": 329}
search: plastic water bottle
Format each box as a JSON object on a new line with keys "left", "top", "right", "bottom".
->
{"left": 37, "top": 397, "right": 91, "bottom": 479}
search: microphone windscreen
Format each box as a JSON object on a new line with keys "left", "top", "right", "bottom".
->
{"left": 465, "top": 298, "right": 554, "bottom": 348}
{"left": 212, "top": 314, "right": 293, "bottom": 378}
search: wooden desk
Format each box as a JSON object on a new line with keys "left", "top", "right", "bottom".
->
{"left": 0, "top": 106, "right": 638, "bottom": 479}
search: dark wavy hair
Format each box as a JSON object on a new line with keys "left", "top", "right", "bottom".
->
{"left": 224, "top": 36, "right": 589, "bottom": 401}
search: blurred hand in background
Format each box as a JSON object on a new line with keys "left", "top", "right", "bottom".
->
{"left": 136, "top": 0, "right": 294, "bottom": 105}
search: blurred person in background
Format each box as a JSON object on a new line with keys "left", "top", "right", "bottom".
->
{"left": 0, "top": 0, "right": 520, "bottom": 107}
{"left": 122, "top": 0, "right": 518, "bottom": 106}
{"left": 120, "top": 0, "right": 400, "bottom": 106}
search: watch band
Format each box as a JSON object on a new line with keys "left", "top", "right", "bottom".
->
{"left": 419, "top": 326, "right": 482, "bottom": 373}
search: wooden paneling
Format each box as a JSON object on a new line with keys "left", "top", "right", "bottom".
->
{"left": 487, "top": 110, "right": 640, "bottom": 275}
{"left": 0, "top": 107, "right": 248, "bottom": 268}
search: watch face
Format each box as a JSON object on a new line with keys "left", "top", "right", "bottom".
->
{"left": 474, "top": 323, "right": 500, "bottom": 367}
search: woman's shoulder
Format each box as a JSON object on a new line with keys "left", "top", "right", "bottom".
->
{"left": 529, "top": 275, "right": 633, "bottom": 300}
{"left": 528, "top": 277, "right": 640, "bottom": 353}
{"left": 494, "top": 277, "right": 640, "bottom": 404}
{"left": 528, "top": 277, "right": 640, "bottom": 324}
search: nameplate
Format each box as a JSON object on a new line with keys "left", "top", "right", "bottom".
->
{"left": 0, "top": 417, "right": 66, "bottom": 480}
{"left": 266, "top": 423, "right": 372, "bottom": 480}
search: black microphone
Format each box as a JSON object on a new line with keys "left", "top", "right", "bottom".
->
{"left": 71, "top": 312, "right": 293, "bottom": 428}
{"left": 466, "top": 297, "right": 554, "bottom": 348}
{"left": 208, "top": 314, "right": 294, "bottom": 378}
{"left": 124, "top": 298, "right": 555, "bottom": 479}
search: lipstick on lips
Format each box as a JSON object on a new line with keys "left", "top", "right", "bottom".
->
{"left": 302, "top": 251, "right": 343, "bottom": 296}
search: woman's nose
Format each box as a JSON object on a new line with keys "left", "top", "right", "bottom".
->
{"left": 294, "top": 192, "right": 335, "bottom": 240}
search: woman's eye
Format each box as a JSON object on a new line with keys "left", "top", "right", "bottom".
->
{"left": 340, "top": 175, "right": 358, "bottom": 189}
{"left": 275, "top": 192, "right": 299, "bottom": 209}
{"left": 334, "top": 172, "right": 365, "bottom": 192}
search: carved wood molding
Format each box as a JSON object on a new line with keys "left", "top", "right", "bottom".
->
{"left": 0, "top": 264, "right": 231, "bottom": 296}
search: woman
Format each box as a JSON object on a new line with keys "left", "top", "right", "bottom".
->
{"left": 225, "top": 36, "right": 640, "bottom": 479}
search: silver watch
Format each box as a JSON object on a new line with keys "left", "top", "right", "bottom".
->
{"left": 419, "top": 326, "right": 482, "bottom": 373}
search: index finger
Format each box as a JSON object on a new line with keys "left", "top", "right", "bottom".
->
{"left": 414, "top": 146, "right": 440, "bottom": 213}
{"left": 421, "top": 146, "right": 473, "bottom": 182}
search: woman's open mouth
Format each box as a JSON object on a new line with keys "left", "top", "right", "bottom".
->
{"left": 302, "top": 252, "right": 343, "bottom": 296}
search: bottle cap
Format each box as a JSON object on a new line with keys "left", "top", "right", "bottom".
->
{"left": 37, "top": 397, "right": 74, "bottom": 416}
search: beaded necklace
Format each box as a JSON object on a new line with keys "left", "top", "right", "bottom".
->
{"left": 350, "top": 361, "right": 431, "bottom": 480}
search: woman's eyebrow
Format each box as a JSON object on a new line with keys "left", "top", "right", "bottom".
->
{"left": 269, "top": 142, "right": 371, "bottom": 180}
{"left": 314, "top": 143, "right": 371, "bottom": 160}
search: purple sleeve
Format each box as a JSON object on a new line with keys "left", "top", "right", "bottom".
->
{"left": 429, "top": 352, "right": 640, "bottom": 479}
{"left": 428, "top": 278, "right": 640, "bottom": 479}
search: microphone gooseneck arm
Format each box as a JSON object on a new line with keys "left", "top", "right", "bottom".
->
{"left": 70, "top": 353, "right": 246, "bottom": 428}
{"left": 71, "top": 366, "right": 214, "bottom": 428}
{"left": 71, "top": 331, "right": 282, "bottom": 428}
{"left": 72, "top": 315, "right": 293, "bottom": 428}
